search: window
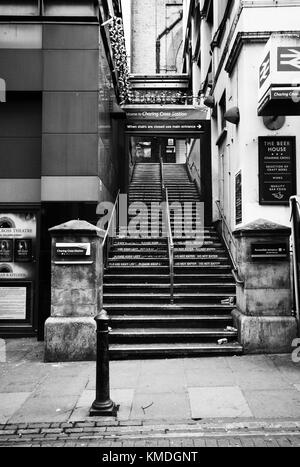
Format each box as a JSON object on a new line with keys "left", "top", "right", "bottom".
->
{"left": 219, "top": 91, "right": 227, "bottom": 131}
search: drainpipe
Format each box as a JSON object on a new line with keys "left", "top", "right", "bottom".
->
{"left": 156, "top": 10, "right": 183, "bottom": 74}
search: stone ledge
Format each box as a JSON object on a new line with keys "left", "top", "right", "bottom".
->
{"left": 232, "top": 308, "right": 297, "bottom": 354}
{"left": 233, "top": 218, "right": 291, "bottom": 238}
{"left": 44, "top": 317, "right": 96, "bottom": 363}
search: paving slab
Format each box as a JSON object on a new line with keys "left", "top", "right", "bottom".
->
{"left": 188, "top": 386, "right": 253, "bottom": 419}
{"left": 131, "top": 392, "right": 191, "bottom": 420}
{"left": 136, "top": 359, "right": 186, "bottom": 393}
{"left": 0, "top": 393, "right": 31, "bottom": 424}
{"left": 183, "top": 357, "right": 230, "bottom": 371}
{"left": 228, "top": 355, "right": 278, "bottom": 372}
{"left": 9, "top": 394, "right": 79, "bottom": 423}
{"left": 244, "top": 389, "right": 300, "bottom": 418}
{"left": 34, "top": 375, "right": 89, "bottom": 397}
{"left": 5, "top": 339, "right": 44, "bottom": 363}
{"left": 268, "top": 355, "right": 300, "bottom": 383}
{"left": 69, "top": 389, "right": 134, "bottom": 422}
{"left": 0, "top": 363, "right": 49, "bottom": 393}
{"left": 185, "top": 368, "right": 236, "bottom": 387}
{"left": 234, "top": 371, "right": 290, "bottom": 390}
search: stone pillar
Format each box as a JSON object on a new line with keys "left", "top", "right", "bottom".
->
{"left": 45, "top": 220, "right": 105, "bottom": 362}
{"left": 232, "top": 219, "right": 297, "bottom": 354}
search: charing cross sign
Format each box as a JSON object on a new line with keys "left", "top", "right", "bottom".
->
{"left": 278, "top": 47, "right": 300, "bottom": 71}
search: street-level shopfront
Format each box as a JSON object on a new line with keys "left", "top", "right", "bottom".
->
{"left": 0, "top": 206, "right": 40, "bottom": 336}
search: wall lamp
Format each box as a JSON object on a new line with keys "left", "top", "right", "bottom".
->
{"left": 204, "top": 95, "right": 215, "bottom": 108}
{"left": 224, "top": 106, "right": 240, "bottom": 125}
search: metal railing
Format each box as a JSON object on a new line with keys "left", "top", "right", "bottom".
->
{"left": 160, "top": 156, "right": 174, "bottom": 303}
{"left": 164, "top": 188, "right": 175, "bottom": 304}
{"left": 102, "top": 190, "right": 120, "bottom": 270}
{"left": 215, "top": 200, "right": 244, "bottom": 286}
{"left": 290, "top": 196, "right": 300, "bottom": 336}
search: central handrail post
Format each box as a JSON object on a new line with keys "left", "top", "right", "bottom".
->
{"left": 160, "top": 156, "right": 174, "bottom": 304}
{"left": 165, "top": 188, "right": 174, "bottom": 304}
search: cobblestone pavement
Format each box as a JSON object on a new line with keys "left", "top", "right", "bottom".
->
{"left": 1, "top": 420, "right": 300, "bottom": 447}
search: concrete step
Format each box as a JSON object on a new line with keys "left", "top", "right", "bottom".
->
{"left": 103, "top": 292, "right": 235, "bottom": 303}
{"left": 104, "top": 303, "right": 235, "bottom": 315}
{"left": 106, "top": 265, "right": 232, "bottom": 273}
{"left": 109, "top": 342, "right": 243, "bottom": 360}
{"left": 110, "top": 315, "right": 234, "bottom": 328}
{"left": 104, "top": 273, "right": 234, "bottom": 284}
{"left": 110, "top": 328, "right": 238, "bottom": 344}
{"left": 104, "top": 283, "right": 236, "bottom": 294}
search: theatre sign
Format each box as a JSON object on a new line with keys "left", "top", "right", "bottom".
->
{"left": 258, "top": 34, "right": 300, "bottom": 116}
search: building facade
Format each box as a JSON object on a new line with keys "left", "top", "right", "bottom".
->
{"left": 0, "top": 0, "right": 126, "bottom": 338}
{"left": 183, "top": 0, "right": 300, "bottom": 352}
{"left": 127, "top": 0, "right": 184, "bottom": 75}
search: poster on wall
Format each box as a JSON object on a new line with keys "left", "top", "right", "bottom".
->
{"left": 259, "top": 136, "right": 296, "bottom": 205}
{"left": 0, "top": 286, "right": 27, "bottom": 320}
{"left": 0, "top": 212, "right": 36, "bottom": 281}
{"left": 235, "top": 171, "right": 242, "bottom": 225}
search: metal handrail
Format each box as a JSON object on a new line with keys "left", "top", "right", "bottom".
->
{"left": 165, "top": 188, "right": 174, "bottom": 304}
{"left": 215, "top": 200, "right": 244, "bottom": 286}
{"left": 290, "top": 196, "right": 300, "bottom": 336}
{"left": 102, "top": 190, "right": 120, "bottom": 270}
{"left": 159, "top": 153, "right": 165, "bottom": 192}
{"left": 159, "top": 156, "right": 174, "bottom": 303}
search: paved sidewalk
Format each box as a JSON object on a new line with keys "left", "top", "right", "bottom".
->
{"left": 1, "top": 339, "right": 300, "bottom": 446}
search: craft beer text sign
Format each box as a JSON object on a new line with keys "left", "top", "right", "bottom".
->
{"left": 259, "top": 136, "right": 296, "bottom": 205}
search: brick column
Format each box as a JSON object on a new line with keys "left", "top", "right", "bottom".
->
{"left": 45, "top": 220, "right": 105, "bottom": 362}
{"left": 232, "top": 219, "right": 297, "bottom": 354}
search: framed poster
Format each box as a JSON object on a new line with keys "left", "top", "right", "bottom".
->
{"left": 0, "top": 209, "right": 39, "bottom": 334}
{"left": 0, "top": 282, "right": 31, "bottom": 322}
{"left": 0, "top": 212, "right": 36, "bottom": 280}
{"left": 259, "top": 136, "right": 296, "bottom": 205}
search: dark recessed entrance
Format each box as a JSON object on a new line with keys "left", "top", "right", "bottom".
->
{"left": 124, "top": 111, "right": 212, "bottom": 224}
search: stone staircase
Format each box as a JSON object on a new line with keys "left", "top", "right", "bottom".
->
{"left": 103, "top": 163, "right": 243, "bottom": 359}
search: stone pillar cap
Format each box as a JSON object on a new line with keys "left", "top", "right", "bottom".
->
{"left": 233, "top": 218, "right": 291, "bottom": 237}
{"left": 49, "top": 220, "right": 106, "bottom": 237}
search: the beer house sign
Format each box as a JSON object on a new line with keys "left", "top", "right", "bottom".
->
{"left": 259, "top": 136, "right": 296, "bottom": 205}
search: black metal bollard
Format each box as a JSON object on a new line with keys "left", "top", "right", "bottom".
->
{"left": 89, "top": 310, "right": 119, "bottom": 417}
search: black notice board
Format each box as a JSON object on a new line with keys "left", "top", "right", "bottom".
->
{"left": 235, "top": 171, "right": 242, "bottom": 225}
{"left": 251, "top": 243, "right": 288, "bottom": 260}
{"left": 259, "top": 136, "right": 296, "bottom": 205}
